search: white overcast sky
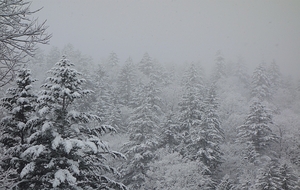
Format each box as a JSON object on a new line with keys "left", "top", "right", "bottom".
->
{"left": 30, "top": 0, "right": 300, "bottom": 76}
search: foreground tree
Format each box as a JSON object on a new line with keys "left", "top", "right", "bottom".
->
{"left": 12, "top": 56, "right": 126, "bottom": 189}
{"left": 0, "top": 67, "right": 37, "bottom": 145}
{"left": 0, "top": 0, "right": 51, "bottom": 87}
{"left": 0, "top": 67, "right": 37, "bottom": 188}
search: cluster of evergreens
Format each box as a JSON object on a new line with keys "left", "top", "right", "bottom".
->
{"left": 1, "top": 44, "right": 299, "bottom": 189}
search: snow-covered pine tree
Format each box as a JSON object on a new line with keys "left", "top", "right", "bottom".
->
{"left": 0, "top": 67, "right": 37, "bottom": 146}
{"left": 212, "top": 50, "right": 227, "bottom": 82}
{"left": 268, "top": 60, "right": 281, "bottom": 93}
{"left": 17, "top": 56, "right": 126, "bottom": 189}
{"left": 93, "top": 64, "right": 124, "bottom": 132}
{"left": 251, "top": 63, "right": 272, "bottom": 101}
{"left": 108, "top": 51, "right": 119, "bottom": 68}
{"left": 237, "top": 101, "right": 278, "bottom": 159}
{"left": 255, "top": 160, "right": 281, "bottom": 190}
{"left": 0, "top": 67, "right": 37, "bottom": 189}
{"left": 159, "top": 111, "right": 181, "bottom": 151}
{"left": 72, "top": 73, "right": 97, "bottom": 113}
{"left": 121, "top": 79, "right": 163, "bottom": 189}
{"left": 93, "top": 64, "right": 114, "bottom": 118}
{"left": 278, "top": 163, "right": 299, "bottom": 190}
{"left": 186, "top": 85, "right": 224, "bottom": 171}
{"left": 234, "top": 57, "right": 250, "bottom": 87}
{"left": 139, "top": 52, "right": 154, "bottom": 77}
{"left": 117, "top": 57, "right": 137, "bottom": 106}
{"left": 61, "top": 43, "right": 93, "bottom": 74}
{"left": 178, "top": 64, "right": 205, "bottom": 156}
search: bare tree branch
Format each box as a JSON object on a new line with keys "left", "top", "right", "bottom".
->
{"left": 0, "top": 0, "right": 52, "bottom": 87}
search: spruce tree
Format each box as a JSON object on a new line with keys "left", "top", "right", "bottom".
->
{"left": 234, "top": 58, "right": 250, "bottom": 87}
{"left": 237, "top": 101, "right": 277, "bottom": 158}
{"left": 93, "top": 64, "right": 123, "bottom": 132}
{"left": 159, "top": 112, "right": 181, "bottom": 151}
{"left": 212, "top": 50, "right": 227, "bottom": 82}
{"left": 255, "top": 161, "right": 281, "bottom": 190}
{"left": 268, "top": 60, "right": 281, "bottom": 93}
{"left": 93, "top": 65, "right": 114, "bottom": 119}
{"left": 186, "top": 86, "right": 224, "bottom": 171}
{"left": 178, "top": 64, "right": 205, "bottom": 156}
{"left": 251, "top": 63, "right": 272, "bottom": 101}
{"left": 0, "top": 67, "right": 37, "bottom": 188}
{"left": 17, "top": 56, "right": 126, "bottom": 189}
{"left": 108, "top": 51, "right": 119, "bottom": 68}
{"left": 139, "top": 52, "right": 153, "bottom": 77}
{"left": 279, "top": 163, "right": 299, "bottom": 190}
{"left": 117, "top": 57, "right": 137, "bottom": 106}
{"left": 121, "top": 80, "right": 163, "bottom": 189}
{"left": 0, "top": 67, "right": 37, "bottom": 145}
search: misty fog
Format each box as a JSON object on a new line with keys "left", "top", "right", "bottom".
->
{"left": 30, "top": 0, "right": 300, "bottom": 76}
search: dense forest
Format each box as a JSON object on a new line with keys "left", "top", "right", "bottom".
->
{"left": 1, "top": 43, "right": 300, "bottom": 189}
{"left": 1, "top": 1, "right": 300, "bottom": 189}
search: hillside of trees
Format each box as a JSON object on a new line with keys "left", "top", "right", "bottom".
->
{"left": 1, "top": 44, "right": 300, "bottom": 189}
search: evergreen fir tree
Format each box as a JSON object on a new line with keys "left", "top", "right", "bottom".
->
{"left": 268, "top": 60, "right": 281, "bottom": 92}
{"left": 278, "top": 163, "right": 299, "bottom": 190}
{"left": 139, "top": 52, "right": 154, "bottom": 77}
{"left": 93, "top": 64, "right": 124, "bottom": 132}
{"left": 237, "top": 101, "right": 278, "bottom": 158}
{"left": 61, "top": 43, "right": 93, "bottom": 74}
{"left": 0, "top": 67, "right": 37, "bottom": 189}
{"left": 159, "top": 111, "right": 181, "bottom": 151}
{"left": 72, "top": 73, "right": 97, "bottom": 113}
{"left": 108, "top": 51, "right": 119, "bottom": 67}
{"left": 93, "top": 64, "right": 114, "bottom": 119}
{"left": 117, "top": 57, "right": 137, "bottom": 106}
{"left": 186, "top": 86, "right": 224, "bottom": 171}
{"left": 212, "top": 50, "right": 227, "bottom": 82}
{"left": 251, "top": 63, "right": 272, "bottom": 101}
{"left": 255, "top": 161, "right": 281, "bottom": 190}
{"left": 234, "top": 57, "right": 250, "bottom": 87}
{"left": 178, "top": 64, "right": 205, "bottom": 136}
{"left": 178, "top": 64, "right": 206, "bottom": 159}
{"left": 106, "top": 104, "right": 124, "bottom": 132}
{"left": 0, "top": 67, "right": 37, "bottom": 146}
{"left": 16, "top": 56, "right": 126, "bottom": 189}
{"left": 121, "top": 80, "right": 163, "bottom": 189}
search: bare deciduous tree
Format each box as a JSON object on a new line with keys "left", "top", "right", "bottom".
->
{"left": 0, "top": 0, "right": 51, "bottom": 87}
